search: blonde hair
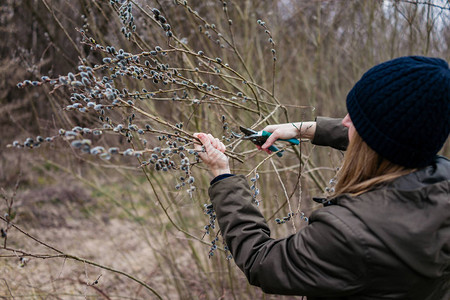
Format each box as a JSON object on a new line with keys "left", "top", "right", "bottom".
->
{"left": 333, "top": 132, "right": 415, "bottom": 196}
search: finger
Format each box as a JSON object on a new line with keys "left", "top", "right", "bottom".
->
{"left": 217, "top": 139, "right": 226, "bottom": 153}
{"left": 194, "top": 140, "right": 203, "bottom": 152}
{"left": 193, "top": 133, "right": 204, "bottom": 148}
{"left": 199, "top": 134, "right": 217, "bottom": 155}
{"left": 193, "top": 133, "right": 209, "bottom": 160}
{"left": 261, "top": 131, "right": 279, "bottom": 150}
{"left": 208, "top": 134, "right": 218, "bottom": 149}
{"left": 256, "top": 144, "right": 271, "bottom": 154}
{"left": 193, "top": 133, "right": 202, "bottom": 144}
{"left": 195, "top": 133, "right": 213, "bottom": 147}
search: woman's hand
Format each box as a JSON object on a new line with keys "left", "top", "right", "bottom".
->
{"left": 194, "top": 133, "right": 231, "bottom": 177}
{"left": 260, "top": 122, "right": 316, "bottom": 154}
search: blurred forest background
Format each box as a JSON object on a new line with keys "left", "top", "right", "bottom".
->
{"left": 1, "top": 0, "right": 449, "bottom": 299}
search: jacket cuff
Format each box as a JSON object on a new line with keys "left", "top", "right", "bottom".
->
{"left": 210, "top": 173, "right": 235, "bottom": 185}
{"left": 312, "top": 116, "right": 349, "bottom": 151}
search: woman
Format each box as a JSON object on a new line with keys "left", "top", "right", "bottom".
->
{"left": 194, "top": 56, "right": 450, "bottom": 299}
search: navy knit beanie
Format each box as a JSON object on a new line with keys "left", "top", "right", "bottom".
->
{"left": 346, "top": 56, "right": 450, "bottom": 168}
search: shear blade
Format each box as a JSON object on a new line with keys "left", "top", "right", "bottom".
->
{"left": 239, "top": 126, "right": 257, "bottom": 136}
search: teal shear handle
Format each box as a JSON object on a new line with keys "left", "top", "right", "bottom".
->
{"left": 260, "top": 131, "right": 300, "bottom": 145}
{"left": 268, "top": 145, "right": 284, "bottom": 157}
{"left": 240, "top": 126, "right": 300, "bottom": 158}
{"left": 261, "top": 131, "right": 300, "bottom": 157}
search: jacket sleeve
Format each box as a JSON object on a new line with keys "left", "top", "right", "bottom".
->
{"left": 209, "top": 175, "right": 367, "bottom": 297}
{"left": 311, "top": 117, "right": 349, "bottom": 150}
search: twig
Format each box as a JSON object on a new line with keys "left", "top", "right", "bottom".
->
{"left": 0, "top": 216, "right": 163, "bottom": 299}
{"left": 1, "top": 278, "right": 15, "bottom": 299}
{"left": 118, "top": 98, "right": 244, "bottom": 163}
{"left": 40, "top": 0, "right": 84, "bottom": 58}
{"left": 389, "top": 0, "right": 450, "bottom": 10}
{"left": 270, "top": 159, "right": 296, "bottom": 232}
{"left": 245, "top": 147, "right": 286, "bottom": 177}
{"left": 137, "top": 156, "right": 219, "bottom": 248}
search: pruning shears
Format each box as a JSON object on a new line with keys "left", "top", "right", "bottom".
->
{"left": 239, "top": 126, "right": 300, "bottom": 157}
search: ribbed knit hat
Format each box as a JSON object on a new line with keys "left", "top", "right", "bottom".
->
{"left": 346, "top": 56, "right": 450, "bottom": 168}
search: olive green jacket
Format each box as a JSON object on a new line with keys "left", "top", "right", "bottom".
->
{"left": 209, "top": 117, "right": 450, "bottom": 299}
